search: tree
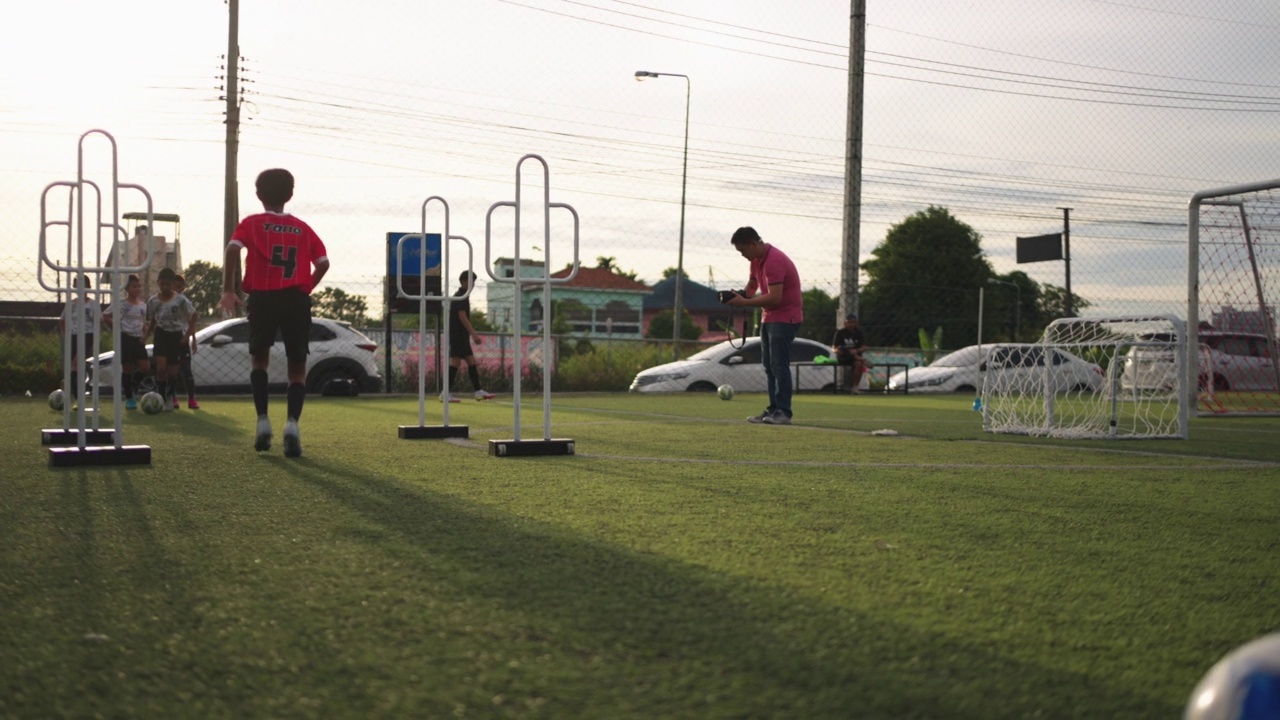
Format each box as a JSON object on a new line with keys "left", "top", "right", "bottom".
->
{"left": 182, "top": 260, "right": 224, "bottom": 320}
{"left": 645, "top": 308, "right": 702, "bottom": 341}
{"left": 986, "top": 271, "right": 1042, "bottom": 342}
{"left": 595, "top": 256, "right": 639, "bottom": 282}
{"left": 313, "top": 287, "right": 372, "bottom": 326}
{"left": 1037, "top": 283, "right": 1091, "bottom": 323}
{"left": 859, "top": 206, "right": 994, "bottom": 347}
{"left": 661, "top": 266, "right": 689, "bottom": 280}
{"left": 469, "top": 308, "right": 495, "bottom": 332}
{"left": 799, "top": 288, "right": 839, "bottom": 344}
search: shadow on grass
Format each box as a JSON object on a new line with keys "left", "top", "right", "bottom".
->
{"left": 278, "top": 457, "right": 1176, "bottom": 720}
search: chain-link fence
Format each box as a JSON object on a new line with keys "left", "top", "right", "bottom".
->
{"left": 3, "top": 2, "right": 1276, "bottom": 395}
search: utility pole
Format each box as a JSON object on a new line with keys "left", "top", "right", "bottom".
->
{"left": 1059, "top": 207, "right": 1072, "bottom": 317}
{"left": 223, "top": 0, "right": 241, "bottom": 295}
{"left": 840, "top": 0, "right": 866, "bottom": 320}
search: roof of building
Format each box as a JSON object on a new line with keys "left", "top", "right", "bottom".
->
{"left": 548, "top": 265, "right": 652, "bottom": 292}
{"left": 643, "top": 275, "right": 722, "bottom": 312}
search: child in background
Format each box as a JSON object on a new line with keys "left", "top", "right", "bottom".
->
{"left": 145, "top": 267, "right": 198, "bottom": 411}
{"left": 103, "top": 274, "right": 151, "bottom": 410}
{"left": 173, "top": 274, "right": 199, "bottom": 409}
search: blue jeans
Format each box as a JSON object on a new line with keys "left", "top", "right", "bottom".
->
{"left": 760, "top": 322, "right": 799, "bottom": 418}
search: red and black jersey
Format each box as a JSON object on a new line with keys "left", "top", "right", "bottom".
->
{"left": 229, "top": 212, "right": 328, "bottom": 294}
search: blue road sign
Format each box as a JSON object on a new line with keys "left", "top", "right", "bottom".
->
{"left": 387, "top": 232, "right": 441, "bottom": 278}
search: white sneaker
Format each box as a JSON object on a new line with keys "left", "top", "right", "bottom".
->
{"left": 254, "top": 416, "right": 272, "bottom": 452}
{"left": 474, "top": 389, "right": 495, "bottom": 400}
{"left": 439, "top": 392, "right": 461, "bottom": 403}
{"left": 283, "top": 420, "right": 302, "bottom": 458}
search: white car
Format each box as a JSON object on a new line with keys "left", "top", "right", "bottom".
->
{"left": 1121, "top": 331, "right": 1277, "bottom": 392}
{"left": 886, "top": 344, "right": 1103, "bottom": 394}
{"left": 630, "top": 337, "right": 843, "bottom": 393}
{"left": 89, "top": 317, "right": 383, "bottom": 394}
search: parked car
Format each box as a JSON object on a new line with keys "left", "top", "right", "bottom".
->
{"left": 886, "top": 344, "right": 1103, "bottom": 394}
{"left": 88, "top": 317, "right": 383, "bottom": 394}
{"left": 1120, "top": 330, "right": 1277, "bottom": 392}
{"left": 629, "top": 337, "right": 842, "bottom": 393}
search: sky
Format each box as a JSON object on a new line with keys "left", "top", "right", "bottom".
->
{"left": 2, "top": 0, "right": 1278, "bottom": 320}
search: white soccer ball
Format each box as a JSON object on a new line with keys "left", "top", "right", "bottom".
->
{"left": 717, "top": 384, "right": 735, "bottom": 401}
{"left": 140, "top": 391, "right": 166, "bottom": 415}
{"left": 48, "top": 389, "right": 64, "bottom": 411}
{"left": 1185, "top": 633, "right": 1280, "bottom": 720}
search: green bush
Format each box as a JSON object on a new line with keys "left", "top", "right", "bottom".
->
{"left": 554, "top": 341, "right": 670, "bottom": 392}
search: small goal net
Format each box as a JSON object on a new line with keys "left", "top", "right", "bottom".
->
{"left": 982, "top": 315, "right": 1188, "bottom": 439}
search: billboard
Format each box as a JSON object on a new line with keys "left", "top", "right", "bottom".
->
{"left": 386, "top": 232, "right": 442, "bottom": 314}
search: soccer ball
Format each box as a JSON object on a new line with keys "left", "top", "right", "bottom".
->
{"left": 48, "top": 389, "right": 64, "bottom": 411}
{"left": 1185, "top": 633, "right": 1280, "bottom": 720}
{"left": 717, "top": 384, "right": 735, "bottom": 401}
{"left": 139, "top": 391, "right": 166, "bottom": 415}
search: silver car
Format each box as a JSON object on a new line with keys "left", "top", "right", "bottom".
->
{"left": 1121, "top": 331, "right": 1277, "bottom": 392}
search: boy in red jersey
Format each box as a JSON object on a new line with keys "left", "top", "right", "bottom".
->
{"left": 219, "top": 168, "right": 330, "bottom": 457}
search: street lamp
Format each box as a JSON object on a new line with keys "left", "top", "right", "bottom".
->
{"left": 635, "top": 69, "right": 690, "bottom": 361}
{"left": 988, "top": 278, "right": 1021, "bottom": 340}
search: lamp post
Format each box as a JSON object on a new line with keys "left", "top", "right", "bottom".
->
{"left": 988, "top": 278, "right": 1021, "bottom": 340}
{"left": 635, "top": 69, "right": 690, "bottom": 362}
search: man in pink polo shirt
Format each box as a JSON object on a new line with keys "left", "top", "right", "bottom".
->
{"left": 724, "top": 226, "right": 803, "bottom": 425}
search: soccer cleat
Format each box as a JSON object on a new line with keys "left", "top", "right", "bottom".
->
{"left": 747, "top": 411, "right": 770, "bottom": 424}
{"left": 474, "top": 389, "right": 495, "bottom": 400}
{"left": 172, "top": 396, "right": 180, "bottom": 410}
{"left": 439, "top": 392, "right": 461, "bottom": 403}
{"left": 283, "top": 420, "right": 302, "bottom": 458}
{"left": 125, "top": 397, "right": 137, "bottom": 411}
{"left": 188, "top": 398, "right": 200, "bottom": 410}
{"left": 254, "top": 416, "right": 273, "bottom": 452}
{"left": 761, "top": 410, "right": 792, "bottom": 425}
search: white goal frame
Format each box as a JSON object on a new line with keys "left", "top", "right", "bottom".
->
{"left": 982, "top": 315, "right": 1189, "bottom": 439}
{"left": 1188, "top": 178, "right": 1280, "bottom": 417}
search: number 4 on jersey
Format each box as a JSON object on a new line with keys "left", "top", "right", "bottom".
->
{"left": 271, "top": 245, "right": 298, "bottom": 279}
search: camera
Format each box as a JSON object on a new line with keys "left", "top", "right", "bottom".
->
{"left": 717, "top": 289, "right": 742, "bottom": 304}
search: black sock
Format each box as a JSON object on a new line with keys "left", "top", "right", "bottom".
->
{"left": 468, "top": 365, "right": 481, "bottom": 391}
{"left": 286, "top": 382, "right": 305, "bottom": 422}
{"left": 251, "top": 369, "right": 269, "bottom": 417}
{"left": 157, "top": 381, "right": 168, "bottom": 402}
{"left": 122, "top": 371, "right": 133, "bottom": 399}
{"left": 448, "top": 365, "right": 459, "bottom": 388}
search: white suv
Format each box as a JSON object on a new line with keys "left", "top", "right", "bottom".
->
{"left": 89, "top": 317, "right": 383, "bottom": 394}
{"left": 1121, "top": 331, "right": 1277, "bottom": 392}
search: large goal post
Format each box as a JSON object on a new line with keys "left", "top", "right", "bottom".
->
{"left": 982, "top": 315, "right": 1189, "bottom": 439}
{"left": 1189, "top": 179, "right": 1280, "bottom": 416}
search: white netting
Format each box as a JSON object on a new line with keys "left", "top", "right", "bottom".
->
{"left": 1193, "top": 182, "right": 1280, "bottom": 416}
{"left": 982, "top": 316, "right": 1188, "bottom": 439}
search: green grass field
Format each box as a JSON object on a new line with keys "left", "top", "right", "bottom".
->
{"left": 3, "top": 392, "right": 1279, "bottom": 719}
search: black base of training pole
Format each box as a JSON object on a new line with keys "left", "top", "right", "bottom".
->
{"left": 41, "top": 428, "right": 115, "bottom": 446}
{"left": 399, "top": 425, "right": 469, "bottom": 440}
{"left": 488, "top": 439, "right": 575, "bottom": 457}
{"left": 48, "top": 445, "right": 152, "bottom": 467}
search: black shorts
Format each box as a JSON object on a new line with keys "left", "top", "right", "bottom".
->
{"left": 120, "top": 334, "right": 148, "bottom": 364}
{"left": 66, "top": 333, "right": 95, "bottom": 359}
{"left": 153, "top": 328, "right": 185, "bottom": 362}
{"left": 247, "top": 289, "right": 312, "bottom": 361}
{"left": 448, "top": 332, "right": 474, "bottom": 359}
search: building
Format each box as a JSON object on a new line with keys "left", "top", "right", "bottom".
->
{"left": 485, "top": 259, "right": 651, "bottom": 338}
{"left": 642, "top": 275, "right": 735, "bottom": 342}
